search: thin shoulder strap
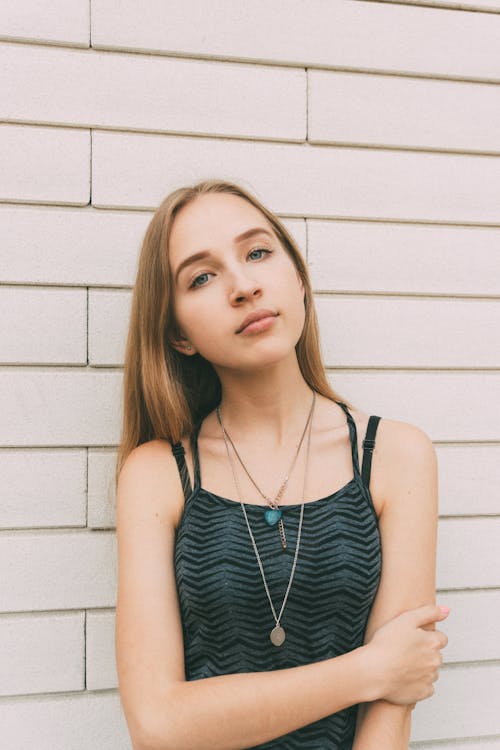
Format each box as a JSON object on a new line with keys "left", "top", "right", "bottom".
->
{"left": 189, "top": 418, "right": 202, "bottom": 490}
{"left": 336, "top": 401, "right": 381, "bottom": 496}
{"left": 171, "top": 441, "right": 193, "bottom": 502}
{"left": 170, "top": 418, "right": 203, "bottom": 502}
{"left": 362, "top": 415, "right": 381, "bottom": 489}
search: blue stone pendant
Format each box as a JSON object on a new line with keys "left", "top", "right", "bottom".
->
{"left": 264, "top": 507, "right": 282, "bottom": 526}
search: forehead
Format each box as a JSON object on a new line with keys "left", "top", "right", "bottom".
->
{"left": 168, "top": 193, "right": 275, "bottom": 265}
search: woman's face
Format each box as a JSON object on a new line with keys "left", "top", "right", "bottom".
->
{"left": 168, "top": 192, "right": 306, "bottom": 372}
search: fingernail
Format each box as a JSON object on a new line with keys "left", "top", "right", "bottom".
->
{"left": 439, "top": 605, "right": 451, "bottom": 614}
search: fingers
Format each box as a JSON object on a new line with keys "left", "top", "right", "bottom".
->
{"left": 410, "top": 604, "right": 451, "bottom": 627}
{"left": 440, "top": 632, "right": 449, "bottom": 649}
{"left": 432, "top": 630, "right": 448, "bottom": 649}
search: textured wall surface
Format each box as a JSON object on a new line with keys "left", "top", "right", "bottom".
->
{"left": 1, "top": 1, "right": 499, "bottom": 747}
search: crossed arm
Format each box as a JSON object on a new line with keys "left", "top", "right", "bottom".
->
{"left": 352, "top": 419, "right": 439, "bottom": 749}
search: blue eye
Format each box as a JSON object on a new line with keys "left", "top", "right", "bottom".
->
{"left": 188, "top": 247, "right": 272, "bottom": 289}
{"left": 189, "top": 272, "right": 212, "bottom": 289}
{"left": 248, "top": 247, "right": 272, "bottom": 261}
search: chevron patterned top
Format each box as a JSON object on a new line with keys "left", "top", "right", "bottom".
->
{"left": 173, "top": 401, "right": 382, "bottom": 749}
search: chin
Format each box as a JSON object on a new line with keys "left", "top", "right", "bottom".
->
{"left": 238, "top": 341, "right": 298, "bottom": 370}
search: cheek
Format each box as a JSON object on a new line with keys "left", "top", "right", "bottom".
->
{"left": 272, "top": 269, "right": 306, "bottom": 336}
{"left": 172, "top": 294, "right": 197, "bottom": 339}
{"left": 174, "top": 291, "right": 223, "bottom": 343}
{"left": 279, "top": 265, "right": 305, "bottom": 307}
{"left": 287, "top": 273, "right": 306, "bottom": 328}
{"left": 292, "top": 290, "right": 307, "bottom": 332}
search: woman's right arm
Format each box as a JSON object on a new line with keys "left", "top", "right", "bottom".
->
{"left": 115, "top": 441, "right": 447, "bottom": 750}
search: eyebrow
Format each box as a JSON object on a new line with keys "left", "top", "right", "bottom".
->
{"left": 173, "top": 226, "right": 276, "bottom": 284}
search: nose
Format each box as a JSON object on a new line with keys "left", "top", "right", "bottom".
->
{"left": 228, "top": 266, "right": 262, "bottom": 305}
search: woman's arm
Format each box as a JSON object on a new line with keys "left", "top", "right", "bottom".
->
{"left": 352, "top": 419, "right": 440, "bottom": 750}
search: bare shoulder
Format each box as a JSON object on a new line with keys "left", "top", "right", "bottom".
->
{"left": 373, "top": 415, "right": 437, "bottom": 480}
{"left": 348, "top": 405, "right": 437, "bottom": 517}
{"left": 117, "top": 438, "right": 186, "bottom": 528}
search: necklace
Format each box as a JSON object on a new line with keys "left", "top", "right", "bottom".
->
{"left": 216, "top": 392, "right": 315, "bottom": 550}
{"left": 218, "top": 392, "right": 316, "bottom": 646}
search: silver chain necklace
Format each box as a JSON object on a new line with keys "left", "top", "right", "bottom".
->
{"left": 216, "top": 393, "right": 315, "bottom": 550}
{"left": 217, "top": 391, "right": 316, "bottom": 647}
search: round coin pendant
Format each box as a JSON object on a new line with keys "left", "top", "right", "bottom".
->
{"left": 270, "top": 625, "right": 286, "bottom": 646}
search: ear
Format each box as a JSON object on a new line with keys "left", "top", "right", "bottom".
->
{"left": 172, "top": 341, "right": 196, "bottom": 357}
{"left": 169, "top": 330, "right": 197, "bottom": 356}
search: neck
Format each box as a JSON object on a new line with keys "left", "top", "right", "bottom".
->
{"left": 213, "top": 352, "right": 316, "bottom": 447}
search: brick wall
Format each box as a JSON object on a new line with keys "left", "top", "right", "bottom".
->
{"left": 1, "top": 1, "right": 499, "bottom": 747}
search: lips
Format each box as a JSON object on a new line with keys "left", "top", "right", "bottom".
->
{"left": 236, "top": 309, "right": 278, "bottom": 334}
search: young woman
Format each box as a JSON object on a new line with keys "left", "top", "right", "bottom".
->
{"left": 114, "top": 179, "right": 450, "bottom": 750}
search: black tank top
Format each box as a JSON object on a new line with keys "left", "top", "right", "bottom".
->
{"left": 172, "top": 401, "right": 382, "bottom": 749}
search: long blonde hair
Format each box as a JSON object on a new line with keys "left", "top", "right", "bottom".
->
{"left": 115, "top": 179, "right": 352, "bottom": 488}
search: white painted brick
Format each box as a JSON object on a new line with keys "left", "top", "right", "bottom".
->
{"left": 0, "top": 0, "right": 89, "bottom": 46}
{"left": 1, "top": 42, "right": 305, "bottom": 140}
{"left": 88, "top": 288, "right": 500, "bottom": 374}
{"left": 411, "top": 663, "right": 500, "bottom": 741}
{"left": 1, "top": 520, "right": 483, "bottom": 613}
{"left": 88, "top": 449, "right": 117, "bottom": 529}
{"left": 0, "top": 691, "right": 130, "bottom": 750}
{"left": 5, "top": 368, "right": 488, "bottom": 449}
{"left": 91, "top": 131, "right": 500, "bottom": 223}
{"left": 309, "top": 70, "right": 500, "bottom": 152}
{"left": 0, "top": 205, "right": 148, "bottom": 285}
{"left": 327, "top": 371, "right": 500, "bottom": 442}
{"left": 386, "top": 0, "right": 500, "bottom": 10}
{"left": 437, "top": 590, "right": 500, "bottom": 664}
{"left": 315, "top": 295, "right": 500, "bottom": 368}
{"left": 89, "top": 290, "right": 500, "bottom": 374}
{"left": 86, "top": 610, "right": 117, "bottom": 690}
{"left": 0, "top": 287, "right": 86, "bottom": 364}
{"left": 1, "top": 125, "right": 90, "bottom": 205}
{"left": 0, "top": 611, "right": 84, "bottom": 696}
{"left": 90, "top": 0, "right": 500, "bottom": 80}
{"left": 307, "top": 220, "right": 500, "bottom": 296}
{"left": 0, "top": 206, "right": 304, "bottom": 286}
{"left": 0, "top": 448, "right": 86, "bottom": 528}
{"left": 0, "top": 369, "right": 122, "bottom": 446}
{"left": 436, "top": 445, "right": 500, "bottom": 516}
{"left": 438, "top": 518, "right": 499, "bottom": 589}
{"left": 411, "top": 738, "right": 500, "bottom": 750}
{"left": 88, "top": 289, "right": 129, "bottom": 366}
{"left": 286, "top": 219, "right": 307, "bottom": 258}
{"left": 0, "top": 531, "right": 116, "bottom": 611}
